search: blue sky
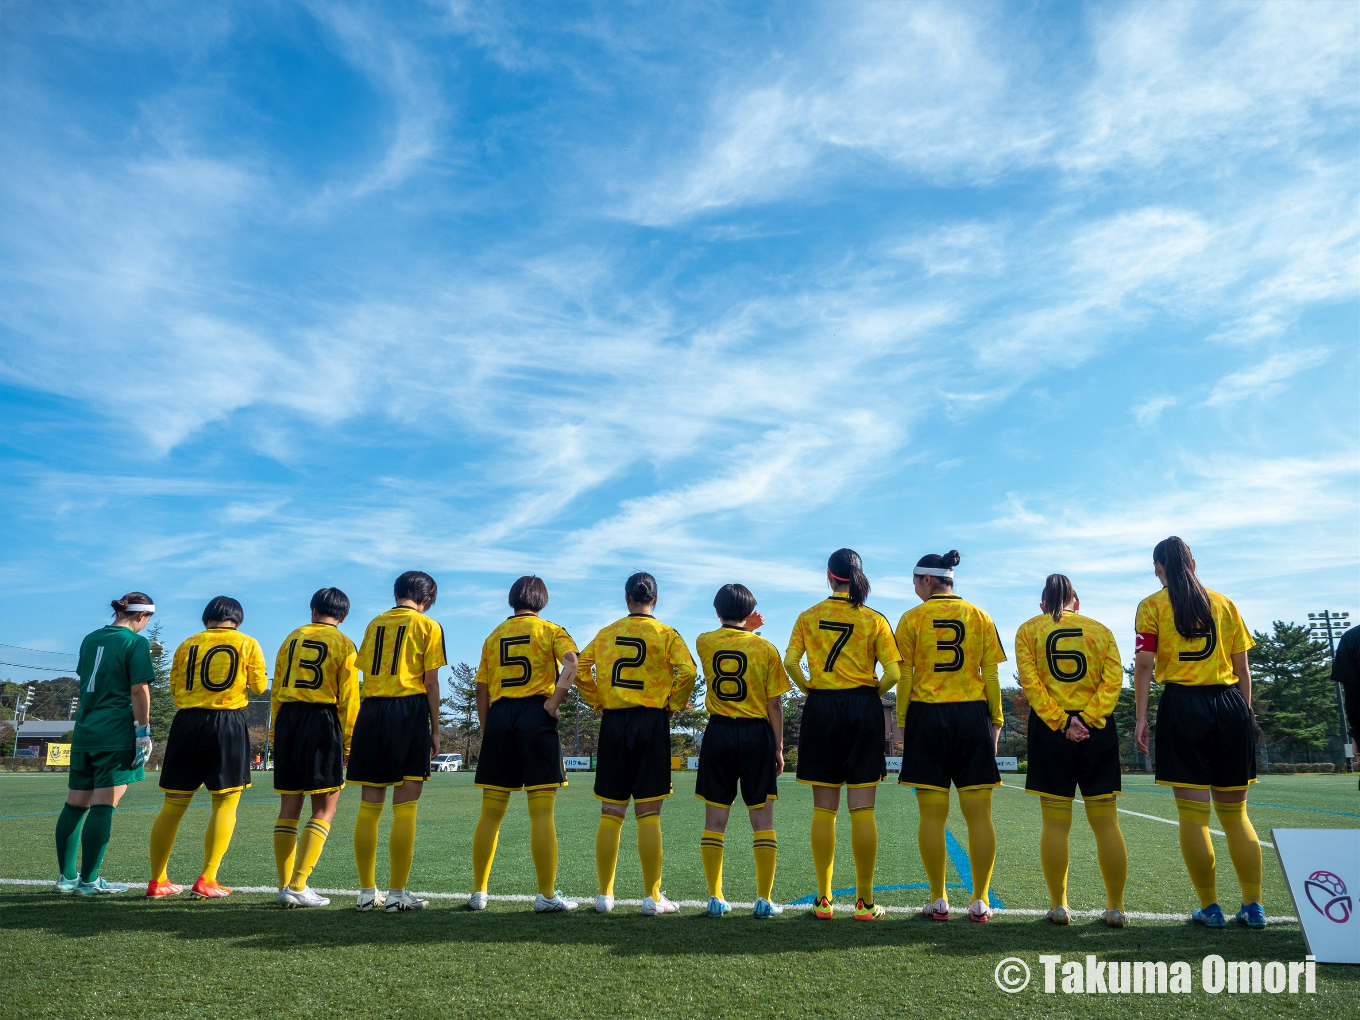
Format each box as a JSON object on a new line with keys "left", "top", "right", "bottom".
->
{"left": 1, "top": 1, "right": 1356, "bottom": 692}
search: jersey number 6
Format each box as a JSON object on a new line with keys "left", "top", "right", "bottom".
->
{"left": 1044, "top": 628, "right": 1087, "bottom": 683}
{"left": 611, "top": 637, "right": 647, "bottom": 689}
{"left": 500, "top": 636, "right": 532, "bottom": 687}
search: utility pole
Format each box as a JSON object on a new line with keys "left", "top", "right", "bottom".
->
{"left": 1309, "top": 610, "right": 1353, "bottom": 773}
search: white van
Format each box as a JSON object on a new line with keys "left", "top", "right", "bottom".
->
{"left": 432, "top": 753, "right": 463, "bottom": 773}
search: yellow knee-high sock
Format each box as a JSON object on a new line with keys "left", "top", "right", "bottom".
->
{"left": 637, "top": 812, "right": 663, "bottom": 901}
{"left": 526, "top": 788, "right": 559, "bottom": 898}
{"left": 288, "top": 818, "right": 331, "bottom": 892}
{"left": 700, "top": 829, "right": 725, "bottom": 899}
{"left": 354, "top": 799, "right": 383, "bottom": 890}
{"left": 753, "top": 829, "right": 777, "bottom": 902}
{"left": 388, "top": 800, "right": 418, "bottom": 891}
{"left": 149, "top": 794, "right": 191, "bottom": 883}
{"left": 596, "top": 813, "right": 624, "bottom": 897}
{"left": 1039, "top": 798, "right": 1073, "bottom": 909}
{"left": 958, "top": 787, "right": 996, "bottom": 904}
{"left": 471, "top": 788, "right": 511, "bottom": 894}
{"left": 1084, "top": 797, "right": 1127, "bottom": 911}
{"left": 849, "top": 805, "right": 877, "bottom": 904}
{"left": 1213, "top": 800, "right": 1262, "bottom": 907}
{"left": 810, "top": 806, "right": 837, "bottom": 901}
{"left": 915, "top": 788, "right": 950, "bottom": 902}
{"left": 273, "top": 818, "right": 298, "bottom": 890}
{"left": 202, "top": 791, "right": 241, "bottom": 884}
{"left": 1175, "top": 798, "right": 1217, "bottom": 908}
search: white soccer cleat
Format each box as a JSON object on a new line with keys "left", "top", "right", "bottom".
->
{"left": 278, "top": 886, "right": 330, "bottom": 908}
{"left": 1046, "top": 906, "right": 1071, "bottom": 926}
{"left": 53, "top": 876, "right": 79, "bottom": 894}
{"left": 467, "top": 891, "right": 489, "bottom": 911}
{"left": 534, "top": 891, "right": 579, "bottom": 913}
{"left": 753, "top": 897, "right": 783, "bottom": 919}
{"left": 383, "top": 888, "right": 428, "bottom": 912}
{"left": 968, "top": 899, "right": 993, "bottom": 923}
{"left": 1103, "top": 908, "right": 1128, "bottom": 929}
{"left": 641, "top": 893, "right": 679, "bottom": 916}
{"left": 355, "top": 888, "right": 385, "bottom": 912}
{"left": 594, "top": 894, "right": 614, "bottom": 913}
{"left": 922, "top": 897, "right": 949, "bottom": 920}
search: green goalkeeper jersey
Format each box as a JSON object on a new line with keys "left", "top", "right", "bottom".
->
{"left": 71, "top": 626, "right": 154, "bottom": 752}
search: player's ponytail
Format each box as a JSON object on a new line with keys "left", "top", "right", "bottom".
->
{"left": 111, "top": 591, "right": 154, "bottom": 619}
{"left": 914, "top": 550, "right": 960, "bottom": 589}
{"left": 1153, "top": 537, "right": 1211, "bottom": 639}
{"left": 1040, "top": 574, "right": 1076, "bottom": 622}
{"left": 625, "top": 571, "right": 658, "bottom": 606}
{"left": 827, "top": 548, "right": 870, "bottom": 608}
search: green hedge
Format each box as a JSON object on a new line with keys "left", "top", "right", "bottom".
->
{"left": 1265, "top": 762, "right": 1338, "bottom": 774}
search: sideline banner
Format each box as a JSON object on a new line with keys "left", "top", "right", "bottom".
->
{"left": 46, "top": 743, "right": 71, "bottom": 766}
{"left": 996, "top": 756, "right": 1019, "bottom": 772}
{"left": 885, "top": 756, "right": 903, "bottom": 772}
{"left": 563, "top": 756, "right": 592, "bottom": 771}
{"left": 1272, "top": 827, "right": 1360, "bottom": 964}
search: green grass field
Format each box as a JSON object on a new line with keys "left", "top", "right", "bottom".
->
{"left": 1, "top": 770, "right": 1356, "bottom": 1018}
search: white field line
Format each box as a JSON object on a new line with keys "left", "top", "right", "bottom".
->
{"left": 997, "top": 782, "right": 1275, "bottom": 848}
{"left": 0, "top": 878, "right": 1298, "bottom": 922}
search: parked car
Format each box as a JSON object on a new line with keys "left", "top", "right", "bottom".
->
{"left": 432, "top": 753, "right": 463, "bottom": 773}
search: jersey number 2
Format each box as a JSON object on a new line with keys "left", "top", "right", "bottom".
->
{"left": 611, "top": 637, "right": 647, "bottom": 689}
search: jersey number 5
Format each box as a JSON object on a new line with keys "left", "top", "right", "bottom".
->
{"left": 932, "top": 620, "right": 965, "bottom": 672}
{"left": 500, "top": 636, "right": 532, "bottom": 687}
{"left": 1044, "top": 628, "right": 1087, "bottom": 683}
{"left": 611, "top": 637, "right": 647, "bottom": 689}
{"left": 712, "top": 650, "right": 749, "bottom": 702}
{"left": 817, "top": 621, "right": 854, "bottom": 672}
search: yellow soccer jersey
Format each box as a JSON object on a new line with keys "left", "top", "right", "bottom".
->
{"left": 357, "top": 606, "right": 447, "bottom": 698}
{"left": 576, "top": 614, "right": 697, "bottom": 712}
{"left": 270, "top": 623, "right": 361, "bottom": 753}
{"left": 1014, "top": 611, "right": 1122, "bottom": 731}
{"left": 1134, "top": 587, "right": 1254, "bottom": 687}
{"left": 785, "top": 593, "right": 900, "bottom": 691}
{"left": 171, "top": 627, "right": 269, "bottom": 710}
{"left": 697, "top": 625, "right": 792, "bottom": 719}
{"left": 475, "top": 614, "right": 578, "bottom": 701}
{"left": 895, "top": 594, "right": 1007, "bottom": 719}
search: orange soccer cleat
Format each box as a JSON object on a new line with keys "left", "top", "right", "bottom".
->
{"left": 813, "top": 895, "right": 834, "bottom": 919}
{"left": 146, "top": 879, "right": 184, "bottom": 898}
{"left": 189, "top": 876, "right": 232, "bottom": 899}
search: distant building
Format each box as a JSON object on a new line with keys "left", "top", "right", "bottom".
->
{"left": 882, "top": 700, "right": 902, "bottom": 755}
{"left": 14, "top": 720, "right": 73, "bottom": 758}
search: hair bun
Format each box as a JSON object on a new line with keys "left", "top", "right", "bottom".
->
{"left": 942, "top": 550, "right": 961, "bottom": 568}
{"left": 110, "top": 598, "right": 127, "bottom": 612}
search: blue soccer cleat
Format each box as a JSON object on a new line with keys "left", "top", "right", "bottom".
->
{"left": 75, "top": 877, "right": 129, "bottom": 896}
{"left": 753, "top": 897, "right": 784, "bottom": 919}
{"left": 1192, "top": 903, "right": 1226, "bottom": 928}
{"left": 706, "top": 895, "right": 730, "bottom": 918}
{"left": 1236, "top": 902, "right": 1266, "bottom": 929}
{"left": 53, "top": 876, "right": 79, "bottom": 894}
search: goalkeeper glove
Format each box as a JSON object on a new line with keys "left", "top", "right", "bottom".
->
{"left": 132, "top": 724, "right": 152, "bottom": 768}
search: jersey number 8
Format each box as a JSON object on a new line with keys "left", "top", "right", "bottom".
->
{"left": 712, "top": 650, "right": 749, "bottom": 702}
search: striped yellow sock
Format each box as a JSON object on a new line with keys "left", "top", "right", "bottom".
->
{"left": 472, "top": 789, "right": 510, "bottom": 894}
{"left": 637, "top": 812, "right": 663, "bottom": 902}
{"left": 1213, "top": 799, "right": 1262, "bottom": 907}
{"left": 1084, "top": 797, "right": 1127, "bottom": 911}
{"left": 1039, "top": 798, "right": 1073, "bottom": 909}
{"left": 596, "top": 813, "right": 623, "bottom": 897}
{"left": 388, "top": 800, "right": 418, "bottom": 891}
{"left": 958, "top": 787, "right": 996, "bottom": 904}
{"left": 527, "top": 788, "right": 559, "bottom": 898}
{"left": 288, "top": 818, "right": 331, "bottom": 892}
{"left": 752, "top": 829, "right": 777, "bottom": 902}
{"left": 201, "top": 791, "right": 241, "bottom": 884}
{"left": 1175, "top": 798, "right": 1217, "bottom": 908}
{"left": 849, "top": 805, "right": 877, "bottom": 903}
{"left": 915, "top": 788, "right": 949, "bottom": 902}
{"left": 353, "top": 799, "right": 383, "bottom": 890}
{"left": 273, "top": 818, "right": 298, "bottom": 890}
{"left": 810, "top": 806, "right": 836, "bottom": 901}
{"left": 149, "top": 795, "right": 190, "bottom": 883}
{"left": 700, "top": 829, "right": 725, "bottom": 899}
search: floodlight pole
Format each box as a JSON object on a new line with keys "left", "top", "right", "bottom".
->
{"left": 1309, "top": 610, "right": 1353, "bottom": 773}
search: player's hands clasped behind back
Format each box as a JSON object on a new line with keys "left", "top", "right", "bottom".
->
{"left": 1064, "top": 715, "right": 1091, "bottom": 742}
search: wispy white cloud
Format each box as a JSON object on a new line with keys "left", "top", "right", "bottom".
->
{"left": 1203, "top": 349, "right": 1331, "bottom": 408}
{"left": 1132, "top": 395, "right": 1176, "bottom": 427}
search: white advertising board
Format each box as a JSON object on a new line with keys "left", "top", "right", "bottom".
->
{"left": 885, "top": 756, "right": 903, "bottom": 772}
{"left": 687, "top": 756, "right": 699, "bottom": 770}
{"left": 995, "top": 756, "right": 1019, "bottom": 772}
{"left": 1272, "top": 827, "right": 1360, "bottom": 964}
{"left": 562, "top": 756, "right": 592, "bottom": 771}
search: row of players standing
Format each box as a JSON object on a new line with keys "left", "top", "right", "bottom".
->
{"left": 55, "top": 536, "right": 1266, "bottom": 928}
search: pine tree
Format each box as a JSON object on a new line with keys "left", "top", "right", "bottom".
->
{"left": 1251, "top": 622, "right": 1335, "bottom": 763}
{"left": 146, "top": 623, "right": 177, "bottom": 741}
{"left": 443, "top": 661, "right": 481, "bottom": 764}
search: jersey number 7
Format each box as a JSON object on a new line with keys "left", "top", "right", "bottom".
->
{"left": 817, "top": 621, "right": 854, "bottom": 672}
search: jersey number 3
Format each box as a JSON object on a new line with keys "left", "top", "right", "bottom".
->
{"left": 932, "top": 620, "right": 965, "bottom": 672}
{"left": 611, "top": 637, "right": 647, "bottom": 689}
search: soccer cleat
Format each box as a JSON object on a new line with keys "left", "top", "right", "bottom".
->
{"left": 355, "top": 888, "right": 384, "bottom": 912}
{"left": 813, "top": 895, "right": 834, "bottom": 919}
{"left": 74, "top": 877, "right": 129, "bottom": 896}
{"left": 922, "top": 897, "right": 950, "bottom": 921}
{"left": 706, "top": 895, "right": 730, "bottom": 918}
{"left": 1103, "top": 909, "right": 1128, "bottom": 929}
{"left": 189, "top": 876, "right": 231, "bottom": 899}
{"left": 383, "top": 889, "right": 429, "bottom": 912}
{"left": 1236, "top": 902, "right": 1266, "bottom": 929}
{"left": 594, "top": 894, "right": 614, "bottom": 914}
{"left": 855, "top": 898, "right": 886, "bottom": 921}
{"left": 1193, "top": 903, "right": 1227, "bottom": 929}
{"left": 53, "top": 876, "right": 79, "bottom": 894}
{"left": 534, "top": 891, "right": 579, "bottom": 913}
{"left": 145, "top": 879, "right": 183, "bottom": 898}
{"left": 1046, "top": 906, "right": 1071, "bottom": 926}
{"left": 277, "top": 886, "right": 330, "bottom": 908}
{"left": 467, "top": 891, "right": 488, "bottom": 911}
{"left": 753, "top": 897, "right": 784, "bottom": 919}
{"left": 968, "top": 899, "right": 993, "bottom": 923}
{"left": 641, "top": 893, "right": 680, "bottom": 916}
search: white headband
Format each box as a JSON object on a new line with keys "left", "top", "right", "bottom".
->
{"left": 913, "top": 567, "right": 954, "bottom": 579}
{"left": 123, "top": 604, "right": 155, "bottom": 613}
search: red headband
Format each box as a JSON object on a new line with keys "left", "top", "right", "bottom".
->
{"left": 828, "top": 570, "right": 850, "bottom": 582}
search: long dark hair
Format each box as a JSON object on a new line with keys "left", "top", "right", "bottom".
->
{"left": 828, "top": 548, "right": 870, "bottom": 608}
{"left": 1153, "top": 536, "right": 1211, "bottom": 638}
{"left": 1040, "top": 574, "right": 1076, "bottom": 622}
{"left": 625, "top": 571, "right": 658, "bottom": 605}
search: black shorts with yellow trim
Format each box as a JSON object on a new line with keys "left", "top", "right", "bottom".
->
{"left": 273, "top": 701, "right": 346, "bottom": 795}
{"left": 898, "top": 699, "right": 1000, "bottom": 791}
{"left": 795, "top": 686, "right": 885, "bottom": 789}
{"left": 1154, "top": 680, "right": 1256, "bottom": 791}
{"left": 475, "top": 694, "right": 566, "bottom": 792}
{"left": 160, "top": 707, "right": 251, "bottom": 794}
{"left": 594, "top": 705, "right": 672, "bottom": 804}
{"left": 695, "top": 713, "right": 779, "bottom": 809}
{"left": 346, "top": 694, "right": 431, "bottom": 787}
{"left": 1024, "top": 708, "right": 1121, "bottom": 800}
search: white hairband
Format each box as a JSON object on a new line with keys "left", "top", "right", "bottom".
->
{"left": 913, "top": 567, "right": 954, "bottom": 578}
{"left": 123, "top": 604, "right": 155, "bottom": 613}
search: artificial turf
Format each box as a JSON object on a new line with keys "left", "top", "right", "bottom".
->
{"left": 1, "top": 770, "right": 1355, "bottom": 1018}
